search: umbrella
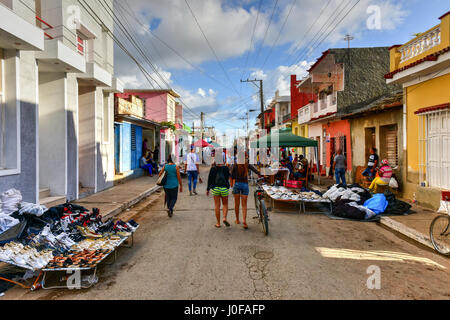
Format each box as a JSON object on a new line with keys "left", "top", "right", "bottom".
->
{"left": 193, "top": 139, "right": 213, "bottom": 148}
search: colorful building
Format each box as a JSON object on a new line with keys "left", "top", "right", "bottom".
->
{"left": 385, "top": 11, "right": 450, "bottom": 209}
{"left": 124, "top": 89, "right": 180, "bottom": 164}
{"left": 297, "top": 47, "right": 400, "bottom": 179}
{"left": 114, "top": 93, "right": 161, "bottom": 179}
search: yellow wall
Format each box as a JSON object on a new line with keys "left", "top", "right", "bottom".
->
{"left": 292, "top": 120, "right": 308, "bottom": 155}
{"left": 406, "top": 73, "right": 450, "bottom": 177}
{"left": 389, "top": 13, "right": 450, "bottom": 72}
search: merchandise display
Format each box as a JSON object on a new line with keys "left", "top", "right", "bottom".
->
{"left": 0, "top": 189, "right": 140, "bottom": 283}
{"left": 263, "top": 185, "right": 327, "bottom": 202}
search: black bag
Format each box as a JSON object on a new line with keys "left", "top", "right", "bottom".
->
{"left": 215, "top": 167, "right": 227, "bottom": 187}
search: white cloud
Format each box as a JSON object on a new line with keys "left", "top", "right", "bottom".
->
{"left": 197, "top": 88, "right": 206, "bottom": 97}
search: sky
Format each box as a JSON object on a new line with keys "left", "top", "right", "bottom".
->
{"left": 112, "top": 0, "right": 449, "bottom": 137}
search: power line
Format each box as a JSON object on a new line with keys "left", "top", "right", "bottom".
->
{"left": 184, "top": 0, "right": 241, "bottom": 97}
{"left": 240, "top": 0, "right": 263, "bottom": 84}
{"left": 258, "top": 0, "right": 298, "bottom": 71}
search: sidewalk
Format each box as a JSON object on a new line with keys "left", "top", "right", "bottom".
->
{"left": 74, "top": 176, "right": 161, "bottom": 220}
{"left": 309, "top": 175, "right": 444, "bottom": 252}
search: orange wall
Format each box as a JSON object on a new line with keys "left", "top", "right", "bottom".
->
{"left": 323, "top": 120, "right": 352, "bottom": 168}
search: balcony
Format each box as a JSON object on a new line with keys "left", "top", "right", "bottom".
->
{"left": 0, "top": 4, "right": 44, "bottom": 51}
{"left": 399, "top": 26, "right": 441, "bottom": 64}
{"left": 298, "top": 105, "right": 312, "bottom": 125}
{"left": 311, "top": 92, "right": 337, "bottom": 120}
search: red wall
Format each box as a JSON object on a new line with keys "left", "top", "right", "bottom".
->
{"left": 290, "top": 75, "right": 315, "bottom": 118}
{"left": 323, "top": 120, "right": 352, "bottom": 168}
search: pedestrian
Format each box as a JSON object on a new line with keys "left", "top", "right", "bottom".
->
{"left": 230, "top": 161, "right": 260, "bottom": 230}
{"left": 185, "top": 146, "right": 200, "bottom": 196}
{"left": 206, "top": 154, "right": 231, "bottom": 228}
{"left": 153, "top": 144, "right": 160, "bottom": 171}
{"left": 362, "top": 147, "right": 379, "bottom": 181}
{"left": 369, "top": 159, "right": 393, "bottom": 193}
{"left": 332, "top": 149, "right": 347, "bottom": 186}
{"left": 159, "top": 155, "right": 183, "bottom": 218}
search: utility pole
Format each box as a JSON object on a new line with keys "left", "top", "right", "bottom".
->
{"left": 241, "top": 79, "right": 265, "bottom": 130}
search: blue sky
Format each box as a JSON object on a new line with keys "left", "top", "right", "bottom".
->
{"left": 113, "top": 0, "right": 449, "bottom": 136}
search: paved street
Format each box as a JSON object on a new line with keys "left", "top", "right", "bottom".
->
{"left": 4, "top": 169, "right": 450, "bottom": 300}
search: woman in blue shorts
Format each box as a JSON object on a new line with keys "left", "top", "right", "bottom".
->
{"left": 230, "top": 162, "right": 260, "bottom": 230}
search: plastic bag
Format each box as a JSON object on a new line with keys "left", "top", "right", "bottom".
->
{"left": 18, "top": 202, "right": 48, "bottom": 217}
{"left": 438, "top": 200, "right": 450, "bottom": 214}
{"left": 389, "top": 177, "right": 399, "bottom": 189}
{"left": 1, "top": 189, "right": 22, "bottom": 215}
{"left": 0, "top": 213, "right": 20, "bottom": 233}
{"left": 364, "top": 194, "right": 388, "bottom": 214}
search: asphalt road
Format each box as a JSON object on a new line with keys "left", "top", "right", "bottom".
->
{"left": 4, "top": 172, "right": 450, "bottom": 300}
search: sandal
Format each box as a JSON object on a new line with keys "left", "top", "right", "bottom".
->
{"left": 215, "top": 224, "right": 221, "bottom": 228}
{"left": 243, "top": 223, "right": 249, "bottom": 230}
{"left": 223, "top": 220, "right": 230, "bottom": 227}
{"left": 235, "top": 220, "right": 241, "bottom": 225}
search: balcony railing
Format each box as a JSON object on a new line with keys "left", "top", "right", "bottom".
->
{"left": 36, "top": 16, "right": 54, "bottom": 39}
{"left": 399, "top": 26, "right": 441, "bottom": 64}
{"left": 282, "top": 114, "right": 291, "bottom": 122}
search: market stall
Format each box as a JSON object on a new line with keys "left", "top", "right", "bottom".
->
{"left": 0, "top": 189, "right": 139, "bottom": 291}
{"left": 262, "top": 185, "right": 332, "bottom": 214}
{"left": 250, "top": 129, "right": 320, "bottom": 185}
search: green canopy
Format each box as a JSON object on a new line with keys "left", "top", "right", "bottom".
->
{"left": 250, "top": 129, "right": 318, "bottom": 148}
{"left": 210, "top": 142, "right": 222, "bottom": 148}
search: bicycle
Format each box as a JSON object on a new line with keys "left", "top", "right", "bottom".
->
{"left": 254, "top": 178, "right": 269, "bottom": 236}
{"left": 430, "top": 193, "right": 450, "bottom": 256}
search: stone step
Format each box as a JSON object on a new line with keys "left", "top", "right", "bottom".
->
{"left": 39, "top": 188, "right": 50, "bottom": 200}
{"left": 40, "top": 196, "right": 66, "bottom": 208}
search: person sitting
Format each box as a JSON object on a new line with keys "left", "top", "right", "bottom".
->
{"left": 369, "top": 159, "right": 393, "bottom": 193}
{"left": 362, "top": 147, "right": 379, "bottom": 182}
{"left": 293, "top": 156, "right": 308, "bottom": 179}
{"left": 140, "top": 152, "right": 153, "bottom": 176}
{"left": 146, "top": 152, "right": 158, "bottom": 174}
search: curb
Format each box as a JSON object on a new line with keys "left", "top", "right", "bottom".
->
{"left": 102, "top": 185, "right": 162, "bottom": 220}
{"left": 379, "top": 216, "right": 436, "bottom": 250}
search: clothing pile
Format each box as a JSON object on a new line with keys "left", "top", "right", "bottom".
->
{"left": 323, "top": 184, "right": 372, "bottom": 205}
{"left": 324, "top": 184, "right": 376, "bottom": 220}
{"left": 383, "top": 191, "right": 412, "bottom": 215}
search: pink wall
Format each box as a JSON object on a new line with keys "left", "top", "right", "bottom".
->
{"left": 323, "top": 120, "right": 352, "bottom": 168}
{"left": 125, "top": 91, "right": 169, "bottom": 123}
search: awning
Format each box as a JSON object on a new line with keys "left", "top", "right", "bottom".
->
{"left": 115, "top": 114, "right": 161, "bottom": 129}
{"left": 193, "top": 139, "right": 213, "bottom": 148}
{"left": 250, "top": 129, "right": 318, "bottom": 148}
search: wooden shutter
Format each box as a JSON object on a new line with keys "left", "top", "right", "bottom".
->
{"left": 385, "top": 130, "right": 398, "bottom": 166}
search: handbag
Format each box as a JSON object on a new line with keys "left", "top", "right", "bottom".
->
{"left": 156, "top": 168, "right": 168, "bottom": 186}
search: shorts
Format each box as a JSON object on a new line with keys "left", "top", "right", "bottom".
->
{"left": 232, "top": 182, "right": 250, "bottom": 196}
{"left": 211, "top": 187, "right": 229, "bottom": 197}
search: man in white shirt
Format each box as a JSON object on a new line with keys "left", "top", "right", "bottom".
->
{"left": 185, "top": 146, "right": 200, "bottom": 196}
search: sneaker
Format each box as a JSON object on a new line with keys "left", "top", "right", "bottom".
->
{"left": 193, "top": 190, "right": 198, "bottom": 195}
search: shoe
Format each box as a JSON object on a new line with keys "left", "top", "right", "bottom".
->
{"left": 189, "top": 191, "right": 193, "bottom": 196}
{"left": 168, "top": 209, "right": 173, "bottom": 218}
{"left": 193, "top": 190, "right": 198, "bottom": 195}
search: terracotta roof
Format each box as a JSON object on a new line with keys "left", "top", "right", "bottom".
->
{"left": 414, "top": 103, "right": 450, "bottom": 115}
{"left": 385, "top": 46, "right": 450, "bottom": 79}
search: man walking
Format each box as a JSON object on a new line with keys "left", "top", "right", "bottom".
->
{"left": 185, "top": 146, "right": 200, "bottom": 196}
{"left": 332, "top": 149, "right": 347, "bottom": 186}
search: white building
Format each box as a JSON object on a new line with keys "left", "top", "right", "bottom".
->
{"left": 268, "top": 90, "right": 291, "bottom": 130}
{"left": 0, "top": 0, "right": 121, "bottom": 205}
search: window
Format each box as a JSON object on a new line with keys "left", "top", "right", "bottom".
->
{"left": 419, "top": 110, "right": 450, "bottom": 189}
{"left": 77, "top": 35, "right": 85, "bottom": 56}
{"left": 131, "top": 126, "right": 137, "bottom": 151}
{"left": 103, "top": 94, "right": 110, "bottom": 143}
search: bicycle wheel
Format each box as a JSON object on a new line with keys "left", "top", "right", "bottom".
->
{"left": 430, "top": 215, "right": 450, "bottom": 256}
{"left": 259, "top": 201, "right": 269, "bottom": 236}
{"left": 254, "top": 191, "right": 260, "bottom": 214}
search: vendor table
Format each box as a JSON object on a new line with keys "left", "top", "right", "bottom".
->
{"left": 260, "top": 167, "right": 290, "bottom": 185}
{"left": 40, "top": 230, "right": 136, "bottom": 290}
{"left": 264, "top": 189, "right": 332, "bottom": 215}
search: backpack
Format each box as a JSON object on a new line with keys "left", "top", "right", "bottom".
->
{"left": 215, "top": 167, "right": 227, "bottom": 187}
